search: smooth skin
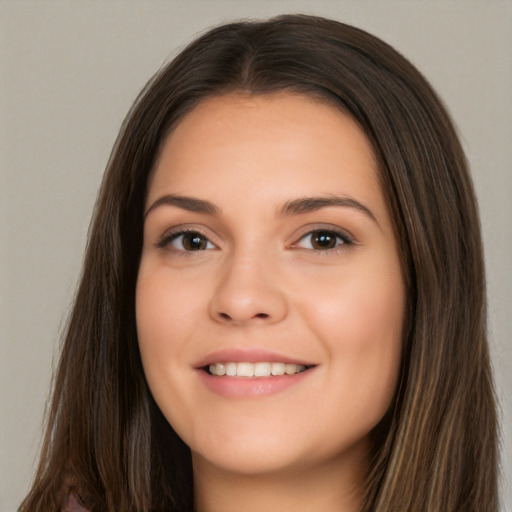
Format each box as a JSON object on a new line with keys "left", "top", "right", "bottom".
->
{"left": 136, "top": 92, "right": 405, "bottom": 512}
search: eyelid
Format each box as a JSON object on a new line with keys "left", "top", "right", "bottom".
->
{"left": 155, "top": 226, "right": 218, "bottom": 251}
{"left": 291, "top": 223, "right": 354, "bottom": 243}
{"left": 153, "top": 223, "right": 355, "bottom": 253}
{"left": 290, "top": 225, "right": 355, "bottom": 253}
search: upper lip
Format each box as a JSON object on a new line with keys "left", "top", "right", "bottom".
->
{"left": 194, "top": 348, "right": 316, "bottom": 368}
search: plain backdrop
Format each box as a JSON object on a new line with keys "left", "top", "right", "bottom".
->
{"left": 1, "top": 1, "right": 511, "bottom": 511}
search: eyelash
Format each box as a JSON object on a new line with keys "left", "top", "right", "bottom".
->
{"left": 155, "top": 228, "right": 215, "bottom": 253}
{"left": 155, "top": 227, "right": 354, "bottom": 254}
{"left": 294, "top": 229, "right": 353, "bottom": 253}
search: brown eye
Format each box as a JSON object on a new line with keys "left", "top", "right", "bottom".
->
{"left": 296, "top": 229, "right": 352, "bottom": 251}
{"left": 311, "top": 231, "right": 337, "bottom": 249}
{"left": 182, "top": 232, "right": 208, "bottom": 250}
{"left": 163, "top": 231, "right": 215, "bottom": 251}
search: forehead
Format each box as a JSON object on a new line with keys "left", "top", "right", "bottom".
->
{"left": 148, "top": 92, "right": 382, "bottom": 213}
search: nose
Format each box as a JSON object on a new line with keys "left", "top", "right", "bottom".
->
{"left": 209, "top": 252, "right": 288, "bottom": 326}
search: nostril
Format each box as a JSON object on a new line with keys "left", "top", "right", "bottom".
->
{"left": 218, "top": 312, "right": 269, "bottom": 321}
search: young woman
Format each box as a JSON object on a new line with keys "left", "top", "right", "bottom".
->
{"left": 19, "top": 14, "right": 498, "bottom": 512}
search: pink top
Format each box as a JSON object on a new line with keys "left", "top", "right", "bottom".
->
{"left": 63, "top": 492, "right": 90, "bottom": 512}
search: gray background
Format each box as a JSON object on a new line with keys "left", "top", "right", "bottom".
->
{"left": 1, "top": 1, "right": 510, "bottom": 511}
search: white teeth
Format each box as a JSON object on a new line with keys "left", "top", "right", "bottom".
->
{"left": 237, "top": 362, "right": 254, "bottom": 377}
{"left": 208, "top": 362, "right": 306, "bottom": 377}
{"left": 215, "top": 363, "right": 226, "bottom": 376}
{"left": 285, "top": 363, "right": 300, "bottom": 375}
{"left": 254, "top": 362, "right": 271, "bottom": 377}
{"left": 225, "top": 362, "right": 237, "bottom": 376}
{"left": 271, "top": 362, "right": 285, "bottom": 376}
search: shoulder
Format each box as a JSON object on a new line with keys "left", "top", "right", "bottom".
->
{"left": 63, "top": 491, "right": 90, "bottom": 512}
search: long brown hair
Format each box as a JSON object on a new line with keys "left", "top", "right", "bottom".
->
{"left": 19, "top": 14, "right": 498, "bottom": 512}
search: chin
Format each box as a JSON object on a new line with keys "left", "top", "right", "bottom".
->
{"left": 184, "top": 414, "right": 372, "bottom": 480}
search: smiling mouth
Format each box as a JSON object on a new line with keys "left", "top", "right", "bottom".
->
{"left": 206, "top": 362, "right": 310, "bottom": 377}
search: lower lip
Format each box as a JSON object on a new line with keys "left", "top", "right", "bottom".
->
{"left": 197, "top": 369, "right": 312, "bottom": 397}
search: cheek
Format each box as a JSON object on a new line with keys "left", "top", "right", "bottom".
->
{"left": 301, "top": 257, "right": 404, "bottom": 342}
{"left": 135, "top": 272, "right": 193, "bottom": 390}
{"left": 136, "top": 268, "right": 202, "bottom": 348}
{"left": 135, "top": 271, "right": 204, "bottom": 433}
{"left": 301, "top": 261, "right": 405, "bottom": 413}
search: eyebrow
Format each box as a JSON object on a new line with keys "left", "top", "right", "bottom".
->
{"left": 145, "top": 194, "right": 220, "bottom": 218}
{"left": 279, "top": 195, "right": 377, "bottom": 223}
{"left": 144, "top": 193, "right": 377, "bottom": 225}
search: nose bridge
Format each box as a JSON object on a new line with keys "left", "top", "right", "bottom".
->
{"left": 209, "top": 243, "right": 288, "bottom": 325}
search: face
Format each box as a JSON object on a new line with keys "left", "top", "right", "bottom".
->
{"left": 136, "top": 92, "right": 405, "bottom": 480}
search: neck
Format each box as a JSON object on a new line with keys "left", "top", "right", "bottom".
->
{"left": 192, "top": 449, "right": 367, "bottom": 512}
